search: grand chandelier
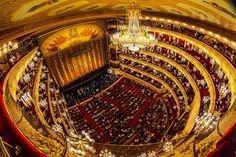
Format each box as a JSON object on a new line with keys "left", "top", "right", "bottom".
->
{"left": 110, "top": 0, "right": 156, "bottom": 51}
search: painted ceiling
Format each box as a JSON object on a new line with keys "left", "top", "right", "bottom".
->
{"left": 0, "top": 0, "right": 236, "bottom": 31}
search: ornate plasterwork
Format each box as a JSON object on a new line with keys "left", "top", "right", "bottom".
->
{"left": 41, "top": 24, "right": 104, "bottom": 57}
{"left": 0, "top": 0, "right": 235, "bottom": 31}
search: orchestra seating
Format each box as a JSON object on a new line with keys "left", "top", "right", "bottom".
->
{"left": 69, "top": 77, "right": 173, "bottom": 144}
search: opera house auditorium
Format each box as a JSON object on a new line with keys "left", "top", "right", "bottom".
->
{"left": 0, "top": 0, "right": 236, "bottom": 157}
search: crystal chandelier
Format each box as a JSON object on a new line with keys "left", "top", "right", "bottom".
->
{"left": 110, "top": 0, "right": 156, "bottom": 51}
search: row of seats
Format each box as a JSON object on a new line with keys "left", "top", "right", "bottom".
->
{"left": 8, "top": 38, "right": 37, "bottom": 67}
{"left": 151, "top": 32, "right": 231, "bottom": 112}
{"left": 107, "top": 19, "right": 234, "bottom": 149}
{"left": 69, "top": 77, "right": 173, "bottom": 144}
{"left": 0, "top": 38, "right": 38, "bottom": 82}
{"left": 16, "top": 52, "right": 41, "bottom": 118}
{"left": 49, "top": 73, "right": 74, "bottom": 134}
{"left": 141, "top": 20, "right": 235, "bottom": 66}
{"left": 120, "top": 51, "right": 195, "bottom": 104}
{"left": 120, "top": 58, "right": 186, "bottom": 115}
{"left": 64, "top": 71, "right": 121, "bottom": 106}
{"left": 120, "top": 67, "right": 187, "bottom": 138}
{"left": 37, "top": 61, "right": 74, "bottom": 135}
{"left": 109, "top": 18, "right": 232, "bottom": 114}
{"left": 115, "top": 31, "right": 230, "bottom": 113}
{"left": 10, "top": 48, "right": 75, "bottom": 155}
{"left": 4, "top": 48, "right": 66, "bottom": 156}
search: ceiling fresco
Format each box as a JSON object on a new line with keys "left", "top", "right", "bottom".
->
{"left": 0, "top": 0, "right": 236, "bottom": 31}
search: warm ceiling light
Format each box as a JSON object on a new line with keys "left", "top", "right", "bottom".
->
{"left": 182, "top": 23, "right": 187, "bottom": 26}
{"left": 110, "top": 0, "right": 156, "bottom": 51}
{"left": 152, "top": 17, "right": 157, "bottom": 20}
{"left": 3, "top": 48, "right": 7, "bottom": 53}
{"left": 232, "top": 42, "right": 236, "bottom": 47}
{"left": 167, "top": 19, "right": 172, "bottom": 22}
{"left": 8, "top": 41, "right": 12, "bottom": 46}
{"left": 174, "top": 21, "right": 179, "bottom": 24}
{"left": 192, "top": 25, "right": 195, "bottom": 29}
{"left": 223, "top": 38, "right": 228, "bottom": 42}
{"left": 159, "top": 18, "right": 164, "bottom": 21}
{"left": 200, "top": 28, "right": 205, "bottom": 32}
{"left": 145, "top": 16, "right": 150, "bottom": 20}
{"left": 215, "top": 34, "right": 220, "bottom": 39}
{"left": 13, "top": 43, "right": 19, "bottom": 49}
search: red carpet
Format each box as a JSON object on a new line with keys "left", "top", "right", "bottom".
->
{"left": 127, "top": 94, "right": 158, "bottom": 127}
{"left": 77, "top": 105, "right": 103, "bottom": 133}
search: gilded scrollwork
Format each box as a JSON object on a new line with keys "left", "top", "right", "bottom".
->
{"left": 0, "top": 0, "right": 236, "bottom": 37}
{"left": 0, "top": 0, "right": 21, "bottom": 24}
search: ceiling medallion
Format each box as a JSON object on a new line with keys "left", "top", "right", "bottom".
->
{"left": 110, "top": 0, "right": 156, "bottom": 52}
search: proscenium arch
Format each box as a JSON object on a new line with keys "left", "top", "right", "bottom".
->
{"left": 40, "top": 24, "right": 105, "bottom": 58}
